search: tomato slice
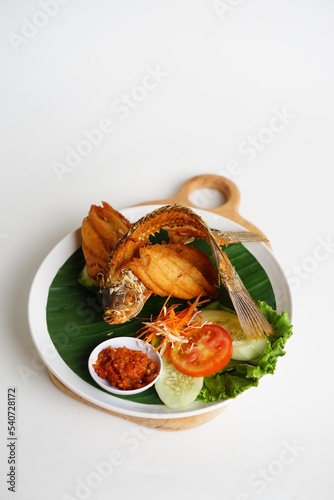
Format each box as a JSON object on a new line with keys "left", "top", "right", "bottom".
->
{"left": 170, "top": 324, "right": 233, "bottom": 377}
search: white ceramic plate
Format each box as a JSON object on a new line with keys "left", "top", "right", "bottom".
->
{"left": 27, "top": 205, "right": 292, "bottom": 420}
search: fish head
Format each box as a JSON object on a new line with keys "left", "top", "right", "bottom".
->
{"left": 102, "top": 269, "right": 149, "bottom": 324}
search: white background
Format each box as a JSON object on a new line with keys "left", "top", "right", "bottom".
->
{"left": 1, "top": 1, "right": 334, "bottom": 499}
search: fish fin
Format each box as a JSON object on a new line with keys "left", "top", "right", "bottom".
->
{"left": 214, "top": 231, "right": 269, "bottom": 247}
{"left": 218, "top": 252, "right": 274, "bottom": 339}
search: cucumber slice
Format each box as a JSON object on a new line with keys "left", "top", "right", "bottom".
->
{"left": 200, "top": 309, "right": 241, "bottom": 336}
{"left": 78, "top": 265, "right": 99, "bottom": 292}
{"left": 155, "top": 360, "right": 203, "bottom": 409}
{"left": 200, "top": 309, "right": 267, "bottom": 361}
{"left": 231, "top": 338, "right": 267, "bottom": 361}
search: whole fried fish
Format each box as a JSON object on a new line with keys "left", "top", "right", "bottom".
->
{"left": 101, "top": 204, "right": 273, "bottom": 339}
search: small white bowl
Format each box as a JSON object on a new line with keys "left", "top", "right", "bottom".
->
{"left": 88, "top": 337, "right": 162, "bottom": 396}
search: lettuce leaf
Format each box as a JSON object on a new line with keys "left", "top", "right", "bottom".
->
{"left": 197, "top": 301, "right": 293, "bottom": 402}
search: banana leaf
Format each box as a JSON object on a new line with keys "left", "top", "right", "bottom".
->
{"left": 46, "top": 240, "right": 276, "bottom": 405}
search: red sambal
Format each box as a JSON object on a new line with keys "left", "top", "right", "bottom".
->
{"left": 93, "top": 346, "right": 159, "bottom": 390}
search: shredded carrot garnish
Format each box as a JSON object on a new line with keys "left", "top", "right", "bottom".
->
{"left": 137, "top": 294, "right": 209, "bottom": 357}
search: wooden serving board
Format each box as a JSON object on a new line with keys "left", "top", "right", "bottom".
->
{"left": 48, "top": 174, "right": 269, "bottom": 430}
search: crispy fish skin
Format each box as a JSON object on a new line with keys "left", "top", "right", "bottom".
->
{"left": 81, "top": 201, "right": 131, "bottom": 282}
{"left": 102, "top": 204, "right": 274, "bottom": 339}
{"left": 126, "top": 244, "right": 217, "bottom": 300}
{"left": 105, "top": 205, "right": 218, "bottom": 284}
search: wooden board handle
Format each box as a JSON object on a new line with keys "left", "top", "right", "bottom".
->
{"left": 147, "top": 174, "right": 240, "bottom": 213}
{"left": 139, "top": 174, "right": 268, "bottom": 241}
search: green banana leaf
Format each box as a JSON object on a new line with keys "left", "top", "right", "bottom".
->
{"left": 46, "top": 240, "right": 276, "bottom": 405}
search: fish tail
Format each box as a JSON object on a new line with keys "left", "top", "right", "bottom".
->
{"left": 214, "top": 231, "right": 269, "bottom": 247}
{"left": 218, "top": 251, "right": 274, "bottom": 339}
